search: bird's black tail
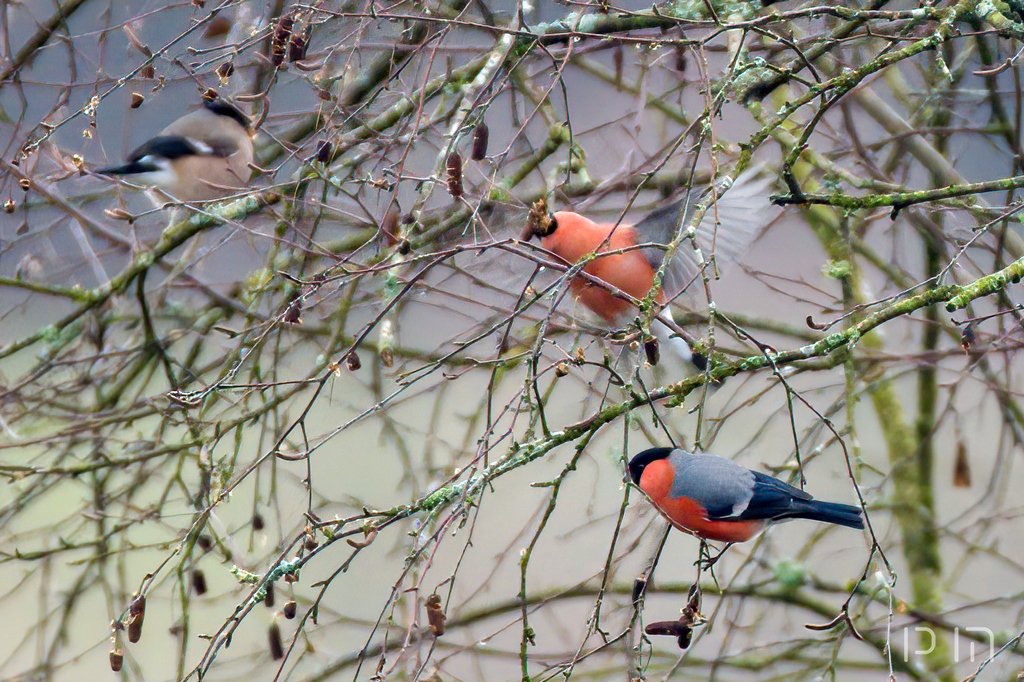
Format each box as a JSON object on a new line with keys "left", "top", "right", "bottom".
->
{"left": 791, "top": 499, "right": 864, "bottom": 530}
{"left": 96, "top": 161, "right": 151, "bottom": 176}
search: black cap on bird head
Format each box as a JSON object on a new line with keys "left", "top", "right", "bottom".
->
{"left": 520, "top": 198, "right": 557, "bottom": 241}
{"left": 628, "top": 447, "right": 675, "bottom": 485}
{"left": 200, "top": 91, "right": 251, "bottom": 132}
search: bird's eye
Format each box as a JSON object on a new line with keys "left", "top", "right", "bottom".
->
{"left": 546, "top": 215, "right": 557, "bottom": 235}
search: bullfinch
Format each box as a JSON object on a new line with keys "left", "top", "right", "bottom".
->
{"left": 97, "top": 97, "right": 253, "bottom": 204}
{"left": 519, "top": 170, "right": 775, "bottom": 369}
{"left": 629, "top": 447, "right": 864, "bottom": 543}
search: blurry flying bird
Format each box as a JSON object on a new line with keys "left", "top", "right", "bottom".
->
{"left": 519, "top": 168, "right": 776, "bottom": 371}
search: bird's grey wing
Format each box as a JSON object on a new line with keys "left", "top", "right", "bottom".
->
{"left": 635, "top": 167, "right": 778, "bottom": 302}
{"left": 632, "top": 197, "right": 691, "bottom": 249}
{"left": 632, "top": 196, "right": 693, "bottom": 294}
{"left": 667, "top": 451, "right": 756, "bottom": 519}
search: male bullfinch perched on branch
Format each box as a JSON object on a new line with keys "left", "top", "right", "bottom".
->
{"left": 97, "top": 96, "right": 253, "bottom": 204}
{"left": 629, "top": 447, "right": 864, "bottom": 543}
{"left": 519, "top": 169, "right": 776, "bottom": 371}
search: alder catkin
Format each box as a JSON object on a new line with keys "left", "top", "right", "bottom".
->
{"left": 471, "top": 124, "right": 489, "bottom": 160}
{"left": 445, "top": 152, "right": 463, "bottom": 199}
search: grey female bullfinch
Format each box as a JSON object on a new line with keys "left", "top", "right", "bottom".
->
{"left": 97, "top": 97, "right": 253, "bottom": 204}
{"left": 629, "top": 447, "right": 864, "bottom": 543}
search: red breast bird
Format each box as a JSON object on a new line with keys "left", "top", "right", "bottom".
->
{"left": 629, "top": 447, "right": 864, "bottom": 543}
{"left": 520, "top": 170, "right": 775, "bottom": 369}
